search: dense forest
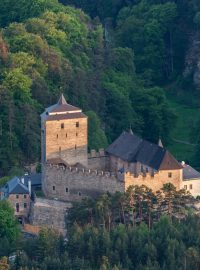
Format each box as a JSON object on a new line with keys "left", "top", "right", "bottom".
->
{"left": 0, "top": 0, "right": 200, "bottom": 176}
{"left": 1, "top": 184, "right": 200, "bottom": 269}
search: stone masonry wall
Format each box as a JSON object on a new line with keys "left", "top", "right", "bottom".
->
{"left": 45, "top": 117, "right": 88, "bottom": 167}
{"left": 8, "top": 194, "right": 31, "bottom": 218}
{"left": 42, "top": 164, "right": 124, "bottom": 202}
{"left": 88, "top": 149, "right": 109, "bottom": 170}
{"left": 124, "top": 169, "right": 182, "bottom": 192}
{"left": 29, "top": 198, "right": 71, "bottom": 235}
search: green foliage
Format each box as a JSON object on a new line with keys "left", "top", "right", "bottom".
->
{"left": 0, "top": 3, "right": 176, "bottom": 175}
{"left": 0, "top": 200, "right": 20, "bottom": 243}
{"left": 86, "top": 111, "right": 108, "bottom": 150}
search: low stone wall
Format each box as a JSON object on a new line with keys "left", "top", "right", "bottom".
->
{"left": 29, "top": 198, "right": 71, "bottom": 235}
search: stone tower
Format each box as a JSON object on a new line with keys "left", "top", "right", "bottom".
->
{"left": 41, "top": 94, "right": 88, "bottom": 167}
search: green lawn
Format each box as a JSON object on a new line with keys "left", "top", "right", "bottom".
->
{"left": 166, "top": 94, "right": 200, "bottom": 165}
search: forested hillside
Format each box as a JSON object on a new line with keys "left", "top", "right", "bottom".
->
{"left": 1, "top": 184, "right": 200, "bottom": 269}
{"left": 0, "top": 0, "right": 200, "bottom": 176}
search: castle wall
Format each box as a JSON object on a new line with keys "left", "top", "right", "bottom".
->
{"left": 88, "top": 149, "right": 109, "bottom": 170}
{"left": 109, "top": 155, "right": 155, "bottom": 175}
{"left": 42, "top": 164, "right": 124, "bottom": 202}
{"left": 181, "top": 178, "right": 200, "bottom": 197}
{"left": 29, "top": 198, "right": 71, "bottom": 235}
{"left": 124, "top": 169, "right": 182, "bottom": 192}
{"left": 45, "top": 117, "right": 88, "bottom": 166}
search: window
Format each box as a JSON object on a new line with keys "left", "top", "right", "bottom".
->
{"left": 66, "top": 188, "right": 69, "bottom": 193}
{"left": 75, "top": 145, "right": 77, "bottom": 150}
{"left": 76, "top": 122, "right": 79, "bottom": 127}
{"left": 24, "top": 203, "right": 27, "bottom": 209}
{"left": 76, "top": 132, "right": 78, "bottom": 137}
{"left": 16, "top": 195, "right": 19, "bottom": 199}
{"left": 66, "top": 133, "right": 67, "bottom": 138}
{"left": 190, "top": 184, "right": 193, "bottom": 190}
{"left": 141, "top": 165, "right": 143, "bottom": 172}
{"left": 61, "top": 123, "right": 64, "bottom": 129}
{"left": 184, "top": 185, "right": 187, "bottom": 190}
{"left": 146, "top": 168, "right": 148, "bottom": 173}
{"left": 53, "top": 186, "right": 55, "bottom": 191}
{"left": 24, "top": 195, "right": 27, "bottom": 199}
{"left": 16, "top": 203, "right": 19, "bottom": 212}
{"left": 78, "top": 191, "right": 82, "bottom": 196}
{"left": 59, "top": 146, "right": 61, "bottom": 152}
{"left": 57, "top": 134, "right": 58, "bottom": 138}
{"left": 168, "top": 172, "right": 172, "bottom": 178}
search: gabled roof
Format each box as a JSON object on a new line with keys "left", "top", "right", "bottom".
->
{"left": 183, "top": 165, "right": 200, "bottom": 180}
{"left": 106, "top": 131, "right": 182, "bottom": 171}
{"left": 7, "top": 177, "right": 29, "bottom": 195}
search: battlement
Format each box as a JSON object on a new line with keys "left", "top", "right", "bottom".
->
{"left": 88, "top": 148, "right": 107, "bottom": 158}
{"left": 45, "top": 163, "right": 122, "bottom": 180}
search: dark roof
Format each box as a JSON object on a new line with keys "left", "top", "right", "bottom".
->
{"left": 106, "top": 131, "right": 182, "bottom": 171}
{"left": 41, "top": 94, "right": 86, "bottom": 122}
{"left": 7, "top": 177, "right": 29, "bottom": 195}
{"left": 24, "top": 173, "right": 41, "bottom": 186}
{"left": 183, "top": 165, "right": 200, "bottom": 180}
{"left": 51, "top": 103, "right": 81, "bottom": 113}
{"left": 46, "top": 112, "right": 87, "bottom": 121}
{"left": 49, "top": 94, "right": 81, "bottom": 114}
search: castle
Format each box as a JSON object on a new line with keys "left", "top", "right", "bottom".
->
{"left": 41, "top": 94, "right": 185, "bottom": 202}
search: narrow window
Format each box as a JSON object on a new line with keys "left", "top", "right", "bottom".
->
{"left": 16, "top": 195, "right": 19, "bottom": 199}
{"left": 24, "top": 203, "right": 27, "bottom": 209}
{"left": 66, "top": 188, "right": 69, "bottom": 193}
{"left": 168, "top": 172, "right": 172, "bottom": 178}
{"left": 190, "top": 184, "right": 193, "bottom": 190}
{"left": 146, "top": 167, "right": 148, "bottom": 173}
{"left": 16, "top": 203, "right": 19, "bottom": 212}
{"left": 59, "top": 146, "right": 61, "bottom": 152}
{"left": 57, "top": 134, "right": 58, "bottom": 138}
{"left": 61, "top": 123, "right": 64, "bottom": 129}
{"left": 184, "top": 185, "right": 187, "bottom": 190}
{"left": 76, "top": 132, "right": 78, "bottom": 137}
{"left": 76, "top": 122, "right": 79, "bottom": 127}
{"left": 53, "top": 186, "right": 55, "bottom": 191}
{"left": 141, "top": 165, "right": 143, "bottom": 172}
{"left": 78, "top": 191, "right": 81, "bottom": 196}
{"left": 66, "top": 133, "right": 67, "bottom": 138}
{"left": 24, "top": 195, "right": 27, "bottom": 199}
{"left": 75, "top": 145, "right": 77, "bottom": 150}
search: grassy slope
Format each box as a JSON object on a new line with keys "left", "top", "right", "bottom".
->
{"left": 166, "top": 93, "right": 200, "bottom": 167}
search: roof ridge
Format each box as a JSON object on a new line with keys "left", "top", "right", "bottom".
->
{"left": 58, "top": 94, "right": 67, "bottom": 105}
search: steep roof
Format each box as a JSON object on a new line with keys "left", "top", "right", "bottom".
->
{"left": 7, "top": 177, "right": 29, "bottom": 195}
{"left": 106, "top": 131, "right": 182, "bottom": 171}
{"left": 41, "top": 94, "right": 86, "bottom": 122}
{"left": 183, "top": 165, "right": 200, "bottom": 180}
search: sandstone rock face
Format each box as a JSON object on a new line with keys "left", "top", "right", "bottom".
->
{"left": 184, "top": 33, "right": 200, "bottom": 90}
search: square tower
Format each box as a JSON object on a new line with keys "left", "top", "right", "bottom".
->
{"left": 41, "top": 94, "right": 88, "bottom": 167}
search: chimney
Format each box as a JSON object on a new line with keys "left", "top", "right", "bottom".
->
{"left": 21, "top": 177, "right": 24, "bottom": 184}
{"left": 28, "top": 180, "right": 31, "bottom": 195}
